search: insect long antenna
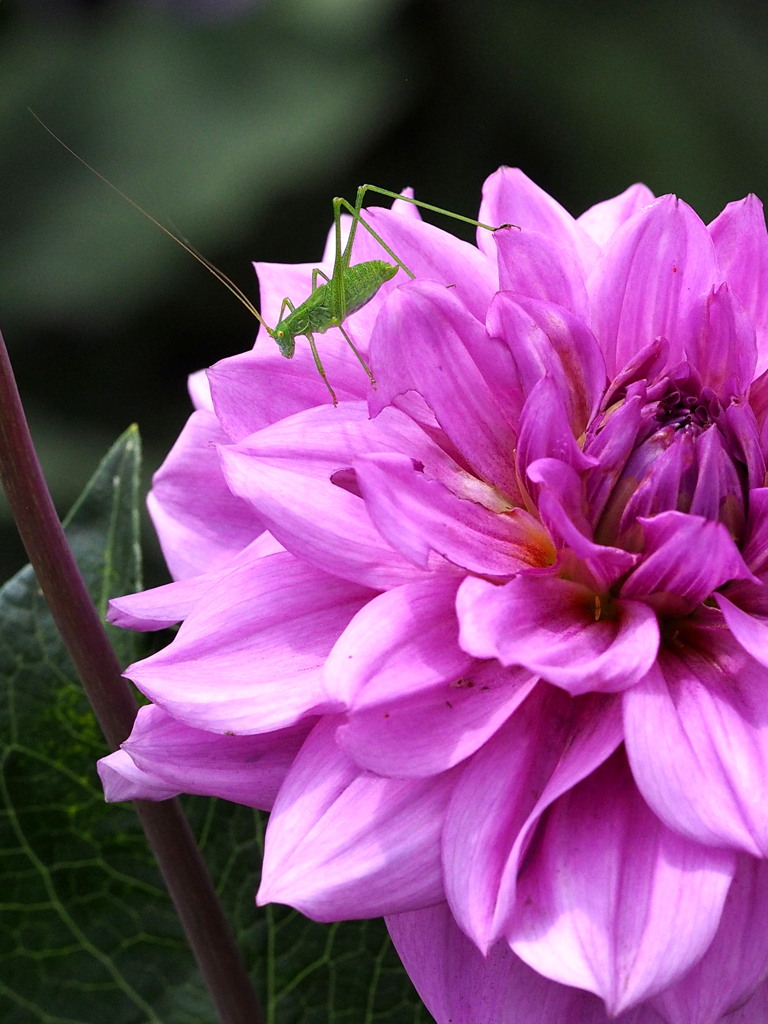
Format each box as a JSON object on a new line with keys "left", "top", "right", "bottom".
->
{"left": 29, "top": 109, "right": 270, "bottom": 331}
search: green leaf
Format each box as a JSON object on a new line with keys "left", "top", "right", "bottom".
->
{"left": 0, "top": 426, "right": 433, "bottom": 1023}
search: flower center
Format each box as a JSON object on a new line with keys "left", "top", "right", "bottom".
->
{"left": 653, "top": 377, "right": 720, "bottom": 434}
{"left": 587, "top": 366, "right": 752, "bottom": 551}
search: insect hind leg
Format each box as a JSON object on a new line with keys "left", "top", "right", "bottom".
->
{"left": 355, "top": 183, "right": 506, "bottom": 234}
{"left": 333, "top": 192, "right": 416, "bottom": 280}
{"left": 337, "top": 325, "right": 376, "bottom": 389}
{"left": 305, "top": 331, "right": 338, "bottom": 406}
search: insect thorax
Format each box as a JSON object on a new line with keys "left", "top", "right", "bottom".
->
{"left": 275, "top": 259, "right": 400, "bottom": 346}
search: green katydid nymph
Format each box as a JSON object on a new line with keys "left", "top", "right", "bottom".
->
{"left": 32, "top": 113, "right": 512, "bottom": 403}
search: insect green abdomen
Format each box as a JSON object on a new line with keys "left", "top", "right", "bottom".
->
{"left": 340, "top": 260, "right": 399, "bottom": 319}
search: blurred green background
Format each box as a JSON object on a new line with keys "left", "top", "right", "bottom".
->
{"left": 1, "top": 0, "right": 767, "bottom": 584}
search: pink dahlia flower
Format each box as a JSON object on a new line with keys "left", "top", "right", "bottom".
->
{"left": 100, "top": 170, "right": 768, "bottom": 1023}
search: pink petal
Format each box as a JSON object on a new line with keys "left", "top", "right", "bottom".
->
{"left": 257, "top": 718, "right": 452, "bottom": 919}
{"left": 359, "top": 204, "right": 498, "bottom": 324}
{"left": 108, "top": 533, "right": 282, "bottom": 629}
{"left": 220, "top": 396, "right": 448, "bottom": 482}
{"left": 724, "top": 982, "right": 768, "bottom": 1024}
{"left": 226, "top": 396, "right": 507, "bottom": 509}
{"left": 368, "top": 281, "right": 521, "bottom": 495}
{"left": 457, "top": 574, "right": 659, "bottom": 695}
{"left": 355, "top": 452, "right": 555, "bottom": 575}
{"left": 651, "top": 854, "right": 768, "bottom": 1024}
{"left": 526, "top": 457, "right": 637, "bottom": 589}
{"left": 515, "top": 376, "right": 597, "bottom": 480}
{"left": 241, "top": 393, "right": 512, "bottom": 520}
{"left": 526, "top": 457, "right": 594, "bottom": 545}
{"left": 389, "top": 190, "right": 422, "bottom": 221}
{"left": 187, "top": 367, "right": 212, "bottom": 411}
{"left": 220, "top": 428, "right": 430, "bottom": 590}
{"left": 387, "top": 902, "right": 662, "bottom": 1024}
{"left": 749, "top": 365, "right": 768, "bottom": 425}
{"left": 588, "top": 195, "right": 718, "bottom": 377}
{"left": 324, "top": 576, "right": 470, "bottom": 707}
{"left": 328, "top": 579, "right": 535, "bottom": 777}
{"left": 487, "top": 293, "right": 607, "bottom": 435}
{"left": 147, "top": 409, "right": 264, "bottom": 580}
{"left": 612, "top": 431, "right": 699, "bottom": 547}
{"left": 208, "top": 343, "right": 370, "bottom": 439}
{"left": 109, "top": 573, "right": 218, "bottom": 630}
{"left": 585, "top": 387, "right": 646, "bottom": 527}
{"left": 577, "top": 184, "right": 657, "bottom": 248}
{"left": 443, "top": 686, "right": 623, "bottom": 951}
{"left": 742, "top": 488, "right": 768, "bottom": 576}
{"left": 709, "top": 194, "right": 768, "bottom": 375}
{"left": 621, "top": 512, "right": 756, "bottom": 610}
{"left": 124, "top": 552, "right": 370, "bottom": 733}
{"left": 719, "top": 398, "right": 766, "bottom": 491}
{"left": 684, "top": 284, "right": 757, "bottom": 391}
{"left": 688, "top": 426, "right": 746, "bottom": 539}
{"left": 340, "top": 659, "right": 536, "bottom": 778}
{"left": 98, "top": 748, "right": 180, "bottom": 802}
{"left": 716, "top": 585, "right": 768, "bottom": 668}
{"left": 509, "top": 752, "right": 735, "bottom": 1015}
{"left": 113, "top": 705, "right": 309, "bottom": 809}
{"left": 493, "top": 227, "right": 588, "bottom": 315}
{"left": 624, "top": 624, "right": 768, "bottom": 856}
{"left": 478, "top": 167, "right": 600, "bottom": 274}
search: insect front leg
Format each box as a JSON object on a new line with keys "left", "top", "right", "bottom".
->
{"left": 272, "top": 296, "right": 298, "bottom": 357}
{"left": 311, "top": 268, "right": 331, "bottom": 289}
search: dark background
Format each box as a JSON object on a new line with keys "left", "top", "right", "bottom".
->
{"left": 1, "top": 0, "right": 767, "bottom": 584}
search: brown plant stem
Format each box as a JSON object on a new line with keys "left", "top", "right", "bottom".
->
{"left": 0, "top": 328, "right": 263, "bottom": 1024}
